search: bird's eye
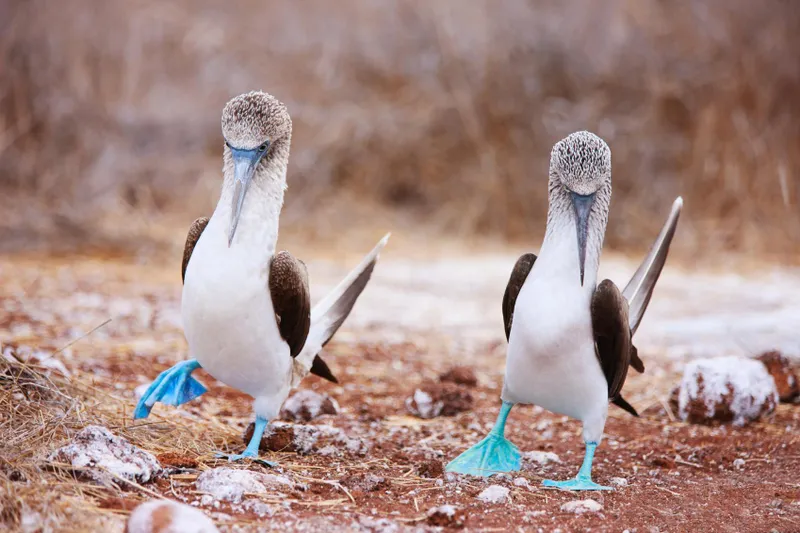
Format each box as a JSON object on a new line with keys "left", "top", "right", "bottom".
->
{"left": 225, "top": 140, "right": 231, "bottom": 148}
{"left": 258, "top": 143, "right": 268, "bottom": 152}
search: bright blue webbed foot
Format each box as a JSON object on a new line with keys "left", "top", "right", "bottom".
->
{"left": 446, "top": 401, "right": 520, "bottom": 477}
{"left": 446, "top": 433, "right": 521, "bottom": 477}
{"left": 133, "top": 359, "right": 206, "bottom": 419}
{"left": 542, "top": 477, "right": 612, "bottom": 491}
{"left": 542, "top": 441, "right": 612, "bottom": 491}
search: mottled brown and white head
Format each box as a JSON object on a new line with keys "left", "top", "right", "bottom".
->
{"left": 549, "top": 131, "right": 611, "bottom": 196}
{"left": 221, "top": 91, "right": 292, "bottom": 246}
{"left": 222, "top": 91, "right": 292, "bottom": 151}
{"left": 548, "top": 131, "right": 612, "bottom": 285}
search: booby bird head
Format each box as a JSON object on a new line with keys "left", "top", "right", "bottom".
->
{"left": 221, "top": 91, "right": 292, "bottom": 246}
{"left": 549, "top": 131, "right": 611, "bottom": 286}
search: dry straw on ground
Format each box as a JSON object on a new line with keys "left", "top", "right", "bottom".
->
{"left": 0, "top": 354, "right": 213, "bottom": 531}
{"left": 1, "top": 0, "right": 798, "bottom": 257}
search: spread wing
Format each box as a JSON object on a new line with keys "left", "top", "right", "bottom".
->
{"left": 269, "top": 251, "right": 311, "bottom": 358}
{"left": 623, "top": 197, "right": 682, "bottom": 335}
{"left": 501, "top": 253, "right": 537, "bottom": 341}
{"left": 591, "top": 279, "right": 639, "bottom": 416}
{"left": 181, "top": 217, "right": 210, "bottom": 283}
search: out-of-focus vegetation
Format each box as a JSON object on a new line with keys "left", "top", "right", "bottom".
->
{"left": 1, "top": 0, "right": 798, "bottom": 256}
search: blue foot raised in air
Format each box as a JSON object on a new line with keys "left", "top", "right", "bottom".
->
{"left": 542, "top": 441, "right": 612, "bottom": 491}
{"left": 133, "top": 359, "right": 207, "bottom": 420}
{"left": 214, "top": 416, "right": 275, "bottom": 467}
{"left": 446, "top": 401, "right": 521, "bottom": 477}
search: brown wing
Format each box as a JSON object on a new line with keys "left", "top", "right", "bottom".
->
{"left": 591, "top": 279, "right": 639, "bottom": 416}
{"left": 501, "top": 253, "right": 537, "bottom": 341}
{"left": 269, "top": 251, "right": 311, "bottom": 358}
{"left": 182, "top": 217, "right": 210, "bottom": 283}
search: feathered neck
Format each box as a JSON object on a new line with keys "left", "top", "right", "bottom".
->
{"left": 216, "top": 136, "right": 291, "bottom": 252}
{"left": 540, "top": 176, "right": 611, "bottom": 288}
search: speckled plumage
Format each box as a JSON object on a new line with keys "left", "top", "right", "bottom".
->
{"left": 549, "top": 131, "right": 611, "bottom": 196}
{"left": 221, "top": 91, "right": 292, "bottom": 150}
{"left": 545, "top": 131, "right": 612, "bottom": 279}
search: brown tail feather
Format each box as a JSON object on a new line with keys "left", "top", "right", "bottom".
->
{"left": 612, "top": 395, "right": 639, "bottom": 417}
{"left": 309, "top": 355, "right": 338, "bottom": 383}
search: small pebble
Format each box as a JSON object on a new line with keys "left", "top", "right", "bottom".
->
{"left": 126, "top": 500, "right": 218, "bottom": 533}
{"left": 560, "top": 499, "right": 603, "bottom": 514}
{"left": 477, "top": 484, "right": 510, "bottom": 504}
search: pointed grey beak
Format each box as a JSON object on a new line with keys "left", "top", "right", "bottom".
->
{"left": 570, "top": 191, "right": 596, "bottom": 286}
{"left": 228, "top": 147, "right": 266, "bottom": 246}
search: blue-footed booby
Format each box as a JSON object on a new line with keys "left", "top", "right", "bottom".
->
{"left": 446, "top": 131, "right": 682, "bottom": 490}
{"left": 133, "top": 91, "right": 390, "bottom": 462}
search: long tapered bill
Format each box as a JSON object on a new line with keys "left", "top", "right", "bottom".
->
{"left": 571, "top": 192, "right": 596, "bottom": 286}
{"left": 622, "top": 196, "right": 683, "bottom": 334}
{"left": 228, "top": 148, "right": 262, "bottom": 246}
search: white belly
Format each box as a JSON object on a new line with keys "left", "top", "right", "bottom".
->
{"left": 502, "top": 267, "right": 608, "bottom": 424}
{"left": 181, "top": 215, "right": 291, "bottom": 406}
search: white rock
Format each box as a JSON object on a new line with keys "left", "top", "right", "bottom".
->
{"left": 356, "top": 516, "right": 400, "bottom": 533}
{"left": 522, "top": 450, "right": 561, "bottom": 466}
{"left": 477, "top": 484, "right": 510, "bottom": 504}
{"left": 560, "top": 499, "right": 603, "bottom": 514}
{"left": 280, "top": 389, "right": 339, "bottom": 422}
{"left": 195, "top": 468, "right": 293, "bottom": 503}
{"left": 242, "top": 499, "right": 274, "bottom": 517}
{"left": 677, "top": 357, "right": 779, "bottom": 425}
{"left": 405, "top": 389, "right": 443, "bottom": 419}
{"left": 513, "top": 477, "right": 530, "bottom": 488}
{"left": 126, "top": 500, "right": 218, "bottom": 533}
{"left": 20, "top": 509, "right": 43, "bottom": 532}
{"left": 337, "top": 433, "right": 371, "bottom": 456}
{"left": 428, "top": 504, "right": 457, "bottom": 517}
{"left": 287, "top": 423, "right": 323, "bottom": 455}
{"left": 610, "top": 477, "right": 628, "bottom": 487}
{"left": 317, "top": 445, "right": 341, "bottom": 457}
{"left": 48, "top": 425, "right": 161, "bottom": 484}
{"left": 733, "top": 458, "right": 746, "bottom": 470}
{"left": 3, "top": 344, "right": 71, "bottom": 377}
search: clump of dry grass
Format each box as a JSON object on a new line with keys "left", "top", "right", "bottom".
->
{"left": 0, "top": 353, "right": 228, "bottom": 531}
{"left": 0, "top": 356, "right": 114, "bottom": 530}
{"left": 1, "top": 0, "right": 798, "bottom": 257}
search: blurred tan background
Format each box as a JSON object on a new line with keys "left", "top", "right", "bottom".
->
{"left": 1, "top": 0, "right": 798, "bottom": 260}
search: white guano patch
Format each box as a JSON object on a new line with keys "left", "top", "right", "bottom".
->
{"left": 677, "top": 356, "right": 779, "bottom": 425}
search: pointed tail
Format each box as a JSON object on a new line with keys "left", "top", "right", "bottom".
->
{"left": 294, "top": 233, "right": 390, "bottom": 384}
{"left": 622, "top": 197, "right": 682, "bottom": 336}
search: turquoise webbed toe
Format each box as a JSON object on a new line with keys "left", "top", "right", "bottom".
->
{"left": 214, "top": 416, "right": 274, "bottom": 466}
{"left": 446, "top": 401, "right": 520, "bottom": 477}
{"left": 541, "top": 441, "right": 612, "bottom": 491}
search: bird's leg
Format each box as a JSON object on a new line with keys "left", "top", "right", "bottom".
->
{"left": 542, "top": 441, "right": 612, "bottom": 491}
{"left": 445, "top": 401, "right": 521, "bottom": 477}
{"left": 215, "top": 416, "right": 276, "bottom": 466}
{"left": 133, "top": 359, "right": 207, "bottom": 419}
